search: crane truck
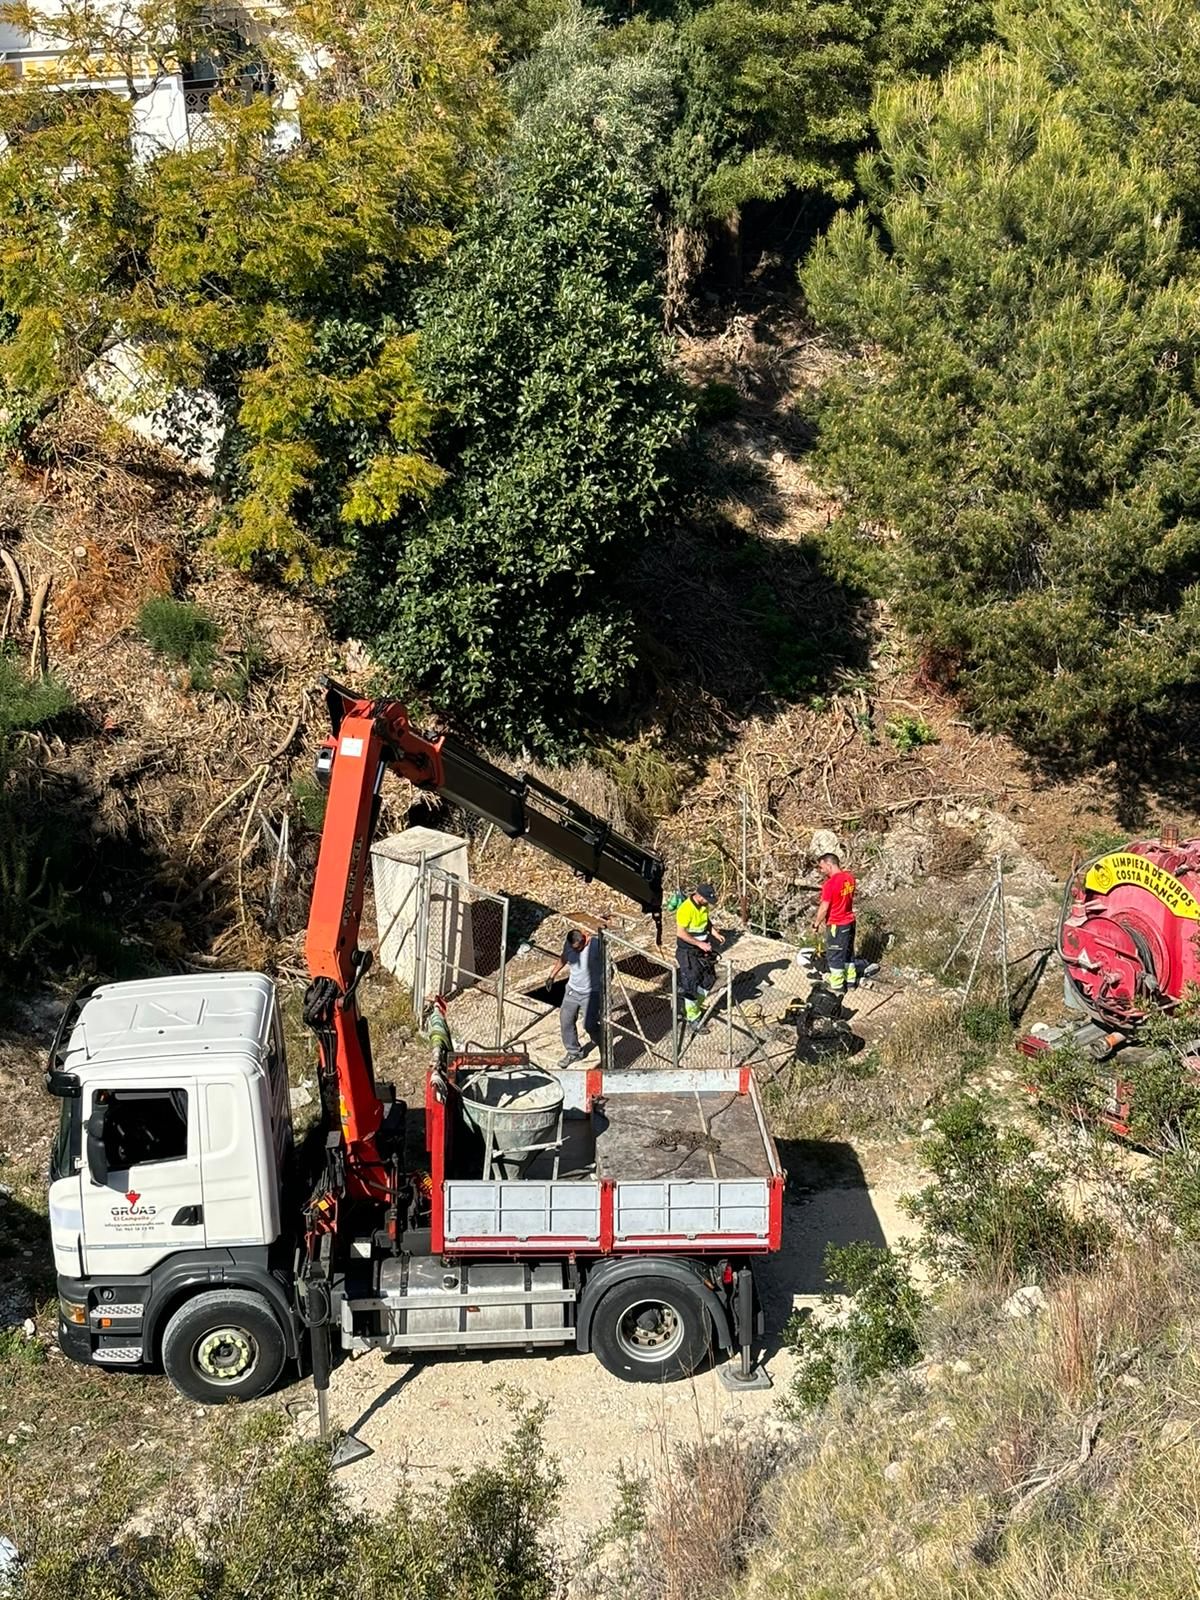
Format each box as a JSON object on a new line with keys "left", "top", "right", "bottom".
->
{"left": 1019, "top": 827, "right": 1200, "bottom": 1134}
{"left": 45, "top": 681, "right": 781, "bottom": 1428}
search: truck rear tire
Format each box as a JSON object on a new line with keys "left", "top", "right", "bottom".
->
{"left": 161, "top": 1289, "right": 287, "bottom": 1404}
{"left": 590, "top": 1275, "right": 711, "bottom": 1382}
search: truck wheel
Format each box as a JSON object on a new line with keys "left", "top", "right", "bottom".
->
{"left": 590, "top": 1276, "right": 712, "bottom": 1382}
{"left": 161, "top": 1289, "right": 287, "bottom": 1404}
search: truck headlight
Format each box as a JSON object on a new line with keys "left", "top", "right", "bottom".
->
{"left": 59, "top": 1296, "right": 86, "bottom": 1326}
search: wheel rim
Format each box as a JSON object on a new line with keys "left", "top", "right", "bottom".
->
{"left": 194, "top": 1325, "right": 259, "bottom": 1384}
{"left": 615, "top": 1298, "right": 685, "bottom": 1362}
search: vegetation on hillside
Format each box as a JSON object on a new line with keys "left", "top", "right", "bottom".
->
{"left": 0, "top": 0, "right": 1010, "bottom": 757}
{"left": 3, "top": 0, "right": 1200, "bottom": 762}
{"left": 806, "top": 0, "right": 1200, "bottom": 761}
{"left": 4, "top": 1402, "right": 562, "bottom": 1599}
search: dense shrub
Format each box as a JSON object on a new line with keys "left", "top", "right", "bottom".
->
{"left": 784, "top": 1242, "right": 923, "bottom": 1412}
{"left": 6, "top": 1402, "right": 561, "bottom": 1599}
{"left": 350, "top": 119, "right": 688, "bottom": 754}
{"left": 905, "top": 1098, "right": 1110, "bottom": 1280}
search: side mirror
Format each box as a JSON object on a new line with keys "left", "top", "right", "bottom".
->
{"left": 86, "top": 1102, "right": 109, "bottom": 1186}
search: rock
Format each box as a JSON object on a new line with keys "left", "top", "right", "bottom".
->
{"left": 950, "top": 1358, "right": 972, "bottom": 1376}
{"left": 883, "top": 1460, "right": 903, "bottom": 1483}
{"left": 1002, "top": 1285, "right": 1048, "bottom": 1320}
{"left": 21, "top": 1318, "right": 34, "bottom": 1338}
{"left": 810, "top": 828, "right": 841, "bottom": 862}
{"left": 290, "top": 1085, "right": 313, "bottom": 1110}
{"left": 932, "top": 1415, "right": 954, "bottom": 1434}
{"left": 920, "top": 1118, "right": 936, "bottom": 1134}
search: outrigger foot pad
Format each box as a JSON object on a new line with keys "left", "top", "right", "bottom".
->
{"left": 719, "top": 1361, "right": 773, "bottom": 1392}
{"left": 332, "top": 1431, "right": 374, "bottom": 1469}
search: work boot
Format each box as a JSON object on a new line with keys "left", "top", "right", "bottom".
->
{"left": 555, "top": 1051, "right": 581, "bottom": 1070}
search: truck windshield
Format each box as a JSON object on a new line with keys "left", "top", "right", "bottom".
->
{"left": 49, "top": 1097, "right": 79, "bottom": 1183}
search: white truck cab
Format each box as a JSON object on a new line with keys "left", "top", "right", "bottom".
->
{"left": 48, "top": 972, "right": 300, "bottom": 1396}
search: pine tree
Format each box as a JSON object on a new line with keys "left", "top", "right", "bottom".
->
{"left": 804, "top": 16, "right": 1200, "bottom": 758}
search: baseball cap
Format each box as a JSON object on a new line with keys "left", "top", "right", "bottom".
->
{"left": 696, "top": 882, "right": 717, "bottom": 903}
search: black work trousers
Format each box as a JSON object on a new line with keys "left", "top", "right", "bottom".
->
{"left": 677, "top": 939, "right": 716, "bottom": 1005}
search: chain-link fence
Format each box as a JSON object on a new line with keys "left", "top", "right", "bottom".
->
{"left": 601, "top": 929, "right": 827, "bottom": 1073}
{"left": 603, "top": 932, "right": 680, "bottom": 1071}
{"left": 417, "top": 864, "right": 523, "bottom": 1048}
{"left": 375, "top": 844, "right": 863, "bottom": 1071}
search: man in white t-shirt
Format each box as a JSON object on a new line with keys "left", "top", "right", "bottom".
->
{"left": 548, "top": 922, "right": 606, "bottom": 1067}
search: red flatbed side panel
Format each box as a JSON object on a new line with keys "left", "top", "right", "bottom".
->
{"left": 446, "top": 1237, "right": 776, "bottom": 1256}
{"left": 429, "top": 1079, "right": 446, "bottom": 1255}
{"left": 599, "top": 1179, "right": 615, "bottom": 1253}
{"left": 768, "top": 1174, "right": 784, "bottom": 1251}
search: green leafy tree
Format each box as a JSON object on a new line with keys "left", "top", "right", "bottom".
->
{"left": 0, "top": 0, "right": 505, "bottom": 583}
{"left": 804, "top": 17, "right": 1200, "bottom": 758}
{"left": 350, "top": 112, "right": 689, "bottom": 753}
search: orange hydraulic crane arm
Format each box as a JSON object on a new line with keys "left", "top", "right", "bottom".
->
{"left": 301, "top": 679, "right": 664, "bottom": 1197}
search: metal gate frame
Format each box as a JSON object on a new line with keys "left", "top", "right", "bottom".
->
{"left": 416, "top": 863, "right": 510, "bottom": 1044}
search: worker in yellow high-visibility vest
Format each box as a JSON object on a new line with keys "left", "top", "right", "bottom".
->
{"left": 675, "top": 882, "right": 725, "bottom": 1029}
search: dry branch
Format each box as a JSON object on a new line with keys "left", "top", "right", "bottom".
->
{"left": 27, "top": 572, "right": 52, "bottom": 675}
{"left": 0, "top": 547, "right": 27, "bottom": 622}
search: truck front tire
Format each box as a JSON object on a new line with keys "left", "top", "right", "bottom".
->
{"left": 590, "top": 1275, "right": 712, "bottom": 1382}
{"left": 161, "top": 1289, "right": 287, "bottom": 1404}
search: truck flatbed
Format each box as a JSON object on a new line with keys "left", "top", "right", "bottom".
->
{"left": 429, "top": 1065, "right": 784, "bottom": 1254}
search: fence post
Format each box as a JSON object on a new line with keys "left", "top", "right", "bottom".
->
{"left": 725, "top": 959, "right": 734, "bottom": 1067}
{"left": 496, "top": 894, "right": 509, "bottom": 1047}
{"left": 414, "top": 851, "right": 430, "bottom": 1027}
{"left": 669, "top": 951, "right": 681, "bottom": 1071}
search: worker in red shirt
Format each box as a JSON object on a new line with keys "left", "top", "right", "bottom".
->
{"left": 813, "top": 852, "right": 857, "bottom": 994}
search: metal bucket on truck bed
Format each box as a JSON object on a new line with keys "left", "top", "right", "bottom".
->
{"left": 459, "top": 1066, "right": 565, "bottom": 1179}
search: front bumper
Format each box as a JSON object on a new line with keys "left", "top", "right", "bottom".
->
{"left": 56, "top": 1275, "right": 149, "bottom": 1368}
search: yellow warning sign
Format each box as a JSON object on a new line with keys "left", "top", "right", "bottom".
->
{"left": 1083, "top": 852, "right": 1200, "bottom": 919}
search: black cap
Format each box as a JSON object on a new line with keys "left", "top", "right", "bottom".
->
{"left": 696, "top": 882, "right": 717, "bottom": 903}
